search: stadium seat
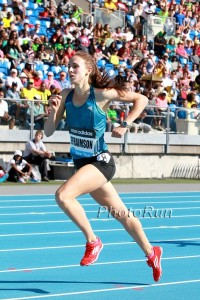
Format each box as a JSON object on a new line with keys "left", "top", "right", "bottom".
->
{"left": 97, "top": 59, "right": 106, "bottom": 68}
{"left": 189, "top": 30, "right": 198, "bottom": 40}
{"left": 51, "top": 65, "right": 62, "bottom": 78}
{"left": 126, "top": 15, "right": 134, "bottom": 27}
{"left": 17, "top": 62, "right": 25, "bottom": 72}
{"left": 105, "top": 64, "right": 114, "bottom": 72}
{"left": 188, "top": 61, "right": 193, "bottom": 71}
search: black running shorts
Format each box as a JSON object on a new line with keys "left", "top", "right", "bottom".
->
{"left": 73, "top": 151, "right": 116, "bottom": 181}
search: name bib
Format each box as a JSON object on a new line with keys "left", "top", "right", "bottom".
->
{"left": 69, "top": 127, "right": 97, "bottom": 158}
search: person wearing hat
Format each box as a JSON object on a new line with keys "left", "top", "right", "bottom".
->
{"left": 147, "top": 50, "right": 156, "bottom": 73}
{"left": 19, "top": 72, "right": 28, "bottom": 87}
{"left": 162, "top": 53, "right": 172, "bottom": 73}
{"left": 20, "top": 79, "right": 38, "bottom": 100}
{"left": 5, "top": 69, "right": 24, "bottom": 91}
{"left": 44, "top": 71, "right": 61, "bottom": 91}
{"left": 6, "top": 150, "right": 38, "bottom": 183}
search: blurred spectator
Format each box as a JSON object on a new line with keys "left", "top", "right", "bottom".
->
{"left": 57, "top": 71, "right": 71, "bottom": 90}
{"left": 2, "top": 38, "right": 23, "bottom": 68}
{"left": 186, "top": 92, "right": 197, "bottom": 108}
{"left": 154, "top": 31, "right": 167, "bottom": 58}
{"left": 155, "top": 90, "right": 169, "bottom": 130}
{"left": 5, "top": 68, "right": 23, "bottom": 91}
{"left": 19, "top": 72, "right": 28, "bottom": 88}
{"left": 22, "top": 62, "right": 35, "bottom": 79}
{"left": 71, "top": 5, "right": 84, "bottom": 24}
{"left": 21, "top": 79, "right": 38, "bottom": 100}
{"left": 44, "top": 71, "right": 61, "bottom": 91}
{"left": 0, "top": 89, "right": 15, "bottom": 129}
{"left": 131, "top": 110, "right": 152, "bottom": 133}
{"left": 27, "top": 95, "right": 47, "bottom": 130}
{"left": 33, "top": 71, "right": 43, "bottom": 89}
{"left": 106, "top": 104, "right": 120, "bottom": 131}
{"left": 6, "top": 81, "right": 28, "bottom": 125}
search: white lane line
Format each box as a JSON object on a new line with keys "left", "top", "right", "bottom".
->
{"left": 1, "top": 279, "right": 200, "bottom": 300}
{"left": 0, "top": 199, "right": 200, "bottom": 209}
{"left": 0, "top": 205, "right": 57, "bottom": 209}
{"left": 0, "top": 224, "right": 200, "bottom": 237}
{"left": 0, "top": 255, "right": 200, "bottom": 274}
{"left": 0, "top": 193, "right": 200, "bottom": 203}
{"left": 0, "top": 194, "right": 200, "bottom": 204}
{"left": 0, "top": 212, "right": 62, "bottom": 216}
{"left": 0, "top": 237, "right": 200, "bottom": 252}
{"left": 1, "top": 214, "right": 200, "bottom": 225}
{"left": 1, "top": 206, "right": 200, "bottom": 216}
{"left": 0, "top": 191, "right": 200, "bottom": 198}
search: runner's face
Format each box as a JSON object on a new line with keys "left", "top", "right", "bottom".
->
{"left": 68, "top": 56, "right": 90, "bottom": 84}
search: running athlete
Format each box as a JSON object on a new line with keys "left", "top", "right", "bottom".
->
{"left": 44, "top": 51, "right": 163, "bottom": 282}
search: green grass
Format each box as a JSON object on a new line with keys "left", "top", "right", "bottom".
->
{"left": 111, "top": 178, "right": 200, "bottom": 184}
{"left": 1, "top": 178, "right": 200, "bottom": 186}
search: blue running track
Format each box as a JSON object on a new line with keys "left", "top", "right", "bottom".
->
{"left": 0, "top": 190, "right": 200, "bottom": 300}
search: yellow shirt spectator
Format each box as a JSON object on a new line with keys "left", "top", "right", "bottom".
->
{"left": 104, "top": 0, "right": 117, "bottom": 11}
{"left": 38, "top": 89, "right": 51, "bottom": 105}
{"left": 2, "top": 12, "right": 14, "bottom": 29}
{"left": 21, "top": 80, "right": 38, "bottom": 100}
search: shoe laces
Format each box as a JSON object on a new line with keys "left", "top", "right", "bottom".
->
{"left": 84, "top": 243, "right": 95, "bottom": 257}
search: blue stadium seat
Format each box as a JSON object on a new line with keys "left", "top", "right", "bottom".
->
{"left": 51, "top": 65, "right": 62, "bottom": 78}
{"left": 27, "top": 2, "right": 38, "bottom": 10}
{"left": 97, "top": 59, "right": 106, "bottom": 68}
{"left": 189, "top": 30, "right": 198, "bottom": 40}
{"left": 105, "top": 64, "right": 114, "bottom": 72}
{"left": 0, "top": 61, "right": 9, "bottom": 76}
{"left": 17, "top": 62, "right": 25, "bottom": 72}
{"left": 188, "top": 61, "right": 193, "bottom": 71}
{"left": 29, "top": 16, "right": 38, "bottom": 25}
{"left": 37, "top": 26, "right": 47, "bottom": 36}
{"left": 126, "top": 15, "right": 134, "bottom": 27}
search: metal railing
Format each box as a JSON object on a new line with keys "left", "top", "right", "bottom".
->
{"left": 1, "top": 98, "right": 200, "bottom": 153}
{"left": 93, "top": 7, "right": 125, "bottom": 31}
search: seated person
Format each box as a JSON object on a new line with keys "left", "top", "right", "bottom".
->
{"left": 6, "top": 150, "right": 39, "bottom": 183}
{"left": 0, "top": 89, "right": 15, "bottom": 129}
{"left": 26, "top": 95, "right": 47, "bottom": 130}
{"left": 23, "top": 130, "right": 54, "bottom": 182}
{"left": 0, "top": 164, "right": 8, "bottom": 183}
{"left": 130, "top": 110, "right": 152, "bottom": 133}
{"left": 177, "top": 99, "right": 188, "bottom": 119}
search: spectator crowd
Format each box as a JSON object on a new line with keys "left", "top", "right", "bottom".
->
{"left": 0, "top": 0, "right": 199, "bottom": 133}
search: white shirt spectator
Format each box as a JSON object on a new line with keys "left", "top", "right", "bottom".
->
{"left": 5, "top": 69, "right": 24, "bottom": 92}
{"left": 0, "top": 99, "right": 8, "bottom": 117}
{"left": 6, "top": 158, "right": 27, "bottom": 173}
{"left": 23, "top": 139, "right": 46, "bottom": 157}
